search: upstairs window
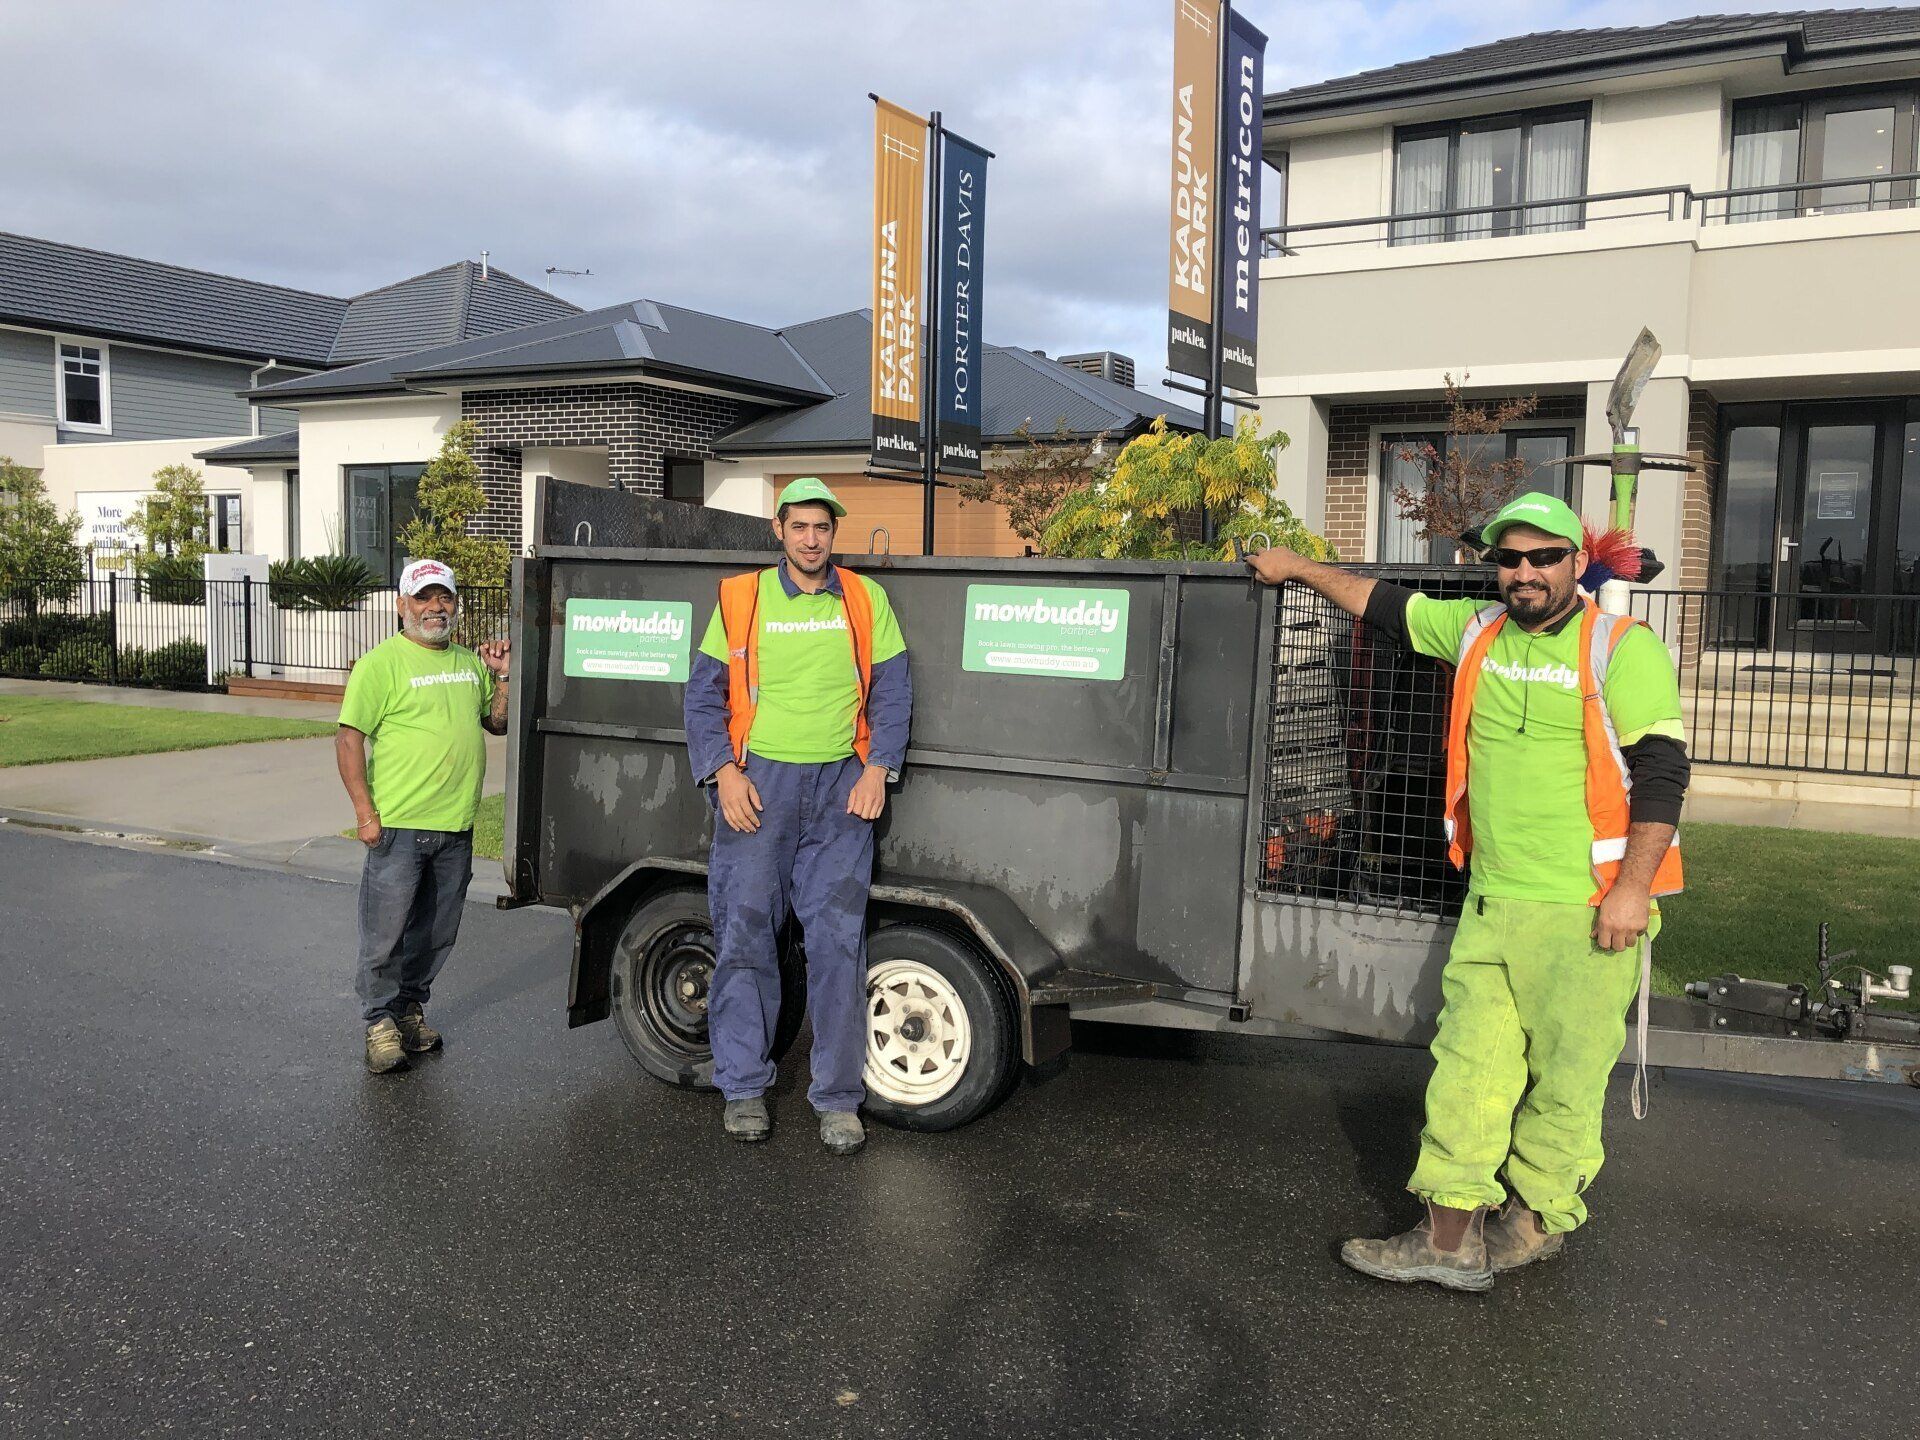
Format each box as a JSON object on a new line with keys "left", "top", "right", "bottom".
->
{"left": 1729, "top": 87, "right": 1918, "bottom": 222}
{"left": 57, "top": 340, "right": 110, "bottom": 431}
{"left": 663, "top": 457, "right": 706, "bottom": 505}
{"left": 1391, "top": 107, "right": 1588, "bottom": 245}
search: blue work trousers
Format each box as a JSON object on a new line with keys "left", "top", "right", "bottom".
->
{"left": 355, "top": 826, "right": 474, "bottom": 1026}
{"left": 707, "top": 754, "right": 874, "bottom": 1112}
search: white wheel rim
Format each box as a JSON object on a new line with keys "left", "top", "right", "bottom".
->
{"left": 865, "top": 959, "right": 973, "bottom": 1105}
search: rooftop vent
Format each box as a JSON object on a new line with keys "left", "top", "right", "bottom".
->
{"left": 1058, "top": 351, "right": 1136, "bottom": 388}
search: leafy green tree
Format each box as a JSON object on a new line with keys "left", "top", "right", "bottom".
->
{"left": 1039, "top": 417, "right": 1334, "bottom": 562}
{"left": 128, "top": 463, "right": 210, "bottom": 560}
{"left": 0, "top": 457, "right": 85, "bottom": 607}
{"left": 396, "top": 419, "right": 510, "bottom": 589}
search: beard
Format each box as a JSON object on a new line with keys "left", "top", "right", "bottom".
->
{"left": 1501, "top": 574, "right": 1576, "bottom": 625}
{"left": 785, "top": 546, "right": 830, "bottom": 575}
{"left": 405, "top": 612, "right": 454, "bottom": 644}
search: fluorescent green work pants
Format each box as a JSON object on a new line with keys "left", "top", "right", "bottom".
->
{"left": 1407, "top": 895, "right": 1651, "bottom": 1233}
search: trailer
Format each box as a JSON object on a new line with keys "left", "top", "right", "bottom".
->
{"left": 500, "top": 483, "right": 1920, "bottom": 1130}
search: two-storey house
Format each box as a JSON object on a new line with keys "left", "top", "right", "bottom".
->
{"left": 1259, "top": 10, "right": 1920, "bottom": 660}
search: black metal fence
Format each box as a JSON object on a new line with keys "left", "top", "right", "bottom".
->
{"left": 1631, "top": 588, "right": 1920, "bottom": 780}
{"left": 0, "top": 577, "right": 511, "bottom": 690}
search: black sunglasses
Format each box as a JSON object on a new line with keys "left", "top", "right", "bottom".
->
{"left": 1486, "top": 545, "right": 1576, "bottom": 570}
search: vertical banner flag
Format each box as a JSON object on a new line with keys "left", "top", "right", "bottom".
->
{"left": 934, "top": 133, "right": 989, "bottom": 476}
{"left": 1167, "top": 0, "right": 1221, "bottom": 381}
{"left": 1220, "top": 7, "right": 1266, "bottom": 394}
{"left": 872, "top": 98, "right": 928, "bottom": 472}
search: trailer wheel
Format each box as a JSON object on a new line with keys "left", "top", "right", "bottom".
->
{"left": 610, "top": 888, "right": 805, "bottom": 1090}
{"left": 862, "top": 924, "right": 1020, "bottom": 1133}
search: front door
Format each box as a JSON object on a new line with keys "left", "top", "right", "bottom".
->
{"left": 1776, "top": 405, "right": 1899, "bottom": 652}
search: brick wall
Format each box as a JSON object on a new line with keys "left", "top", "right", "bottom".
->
{"left": 459, "top": 383, "right": 756, "bottom": 543}
{"left": 1683, "top": 387, "right": 1718, "bottom": 591}
{"left": 1322, "top": 393, "right": 1586, "bottom": 560}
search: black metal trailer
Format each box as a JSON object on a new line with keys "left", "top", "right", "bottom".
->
{"left": 501, "top": 485, "right": 1920, "bottom": 1129}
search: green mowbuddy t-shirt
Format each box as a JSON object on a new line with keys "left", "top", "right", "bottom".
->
{"left": 338, "top": 633, "right": 493, "bottom": 831}
{"left": 1405, "top": 595, "right": 1685, "bottom": 905}
{"left": 697, "top": 568, "right": 906, "bottom": 764}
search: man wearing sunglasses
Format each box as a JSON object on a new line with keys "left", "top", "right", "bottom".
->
{"left": 1247, "top": 491, "right": 1688, "bottom": 1292}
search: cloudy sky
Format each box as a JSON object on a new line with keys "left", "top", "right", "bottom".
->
{"left": 1, "top": 1, "right": 1888, "bottom": 393}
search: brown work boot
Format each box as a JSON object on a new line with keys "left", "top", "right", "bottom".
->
{"left": 1484, "top": 1198, "right": 1565, "bottom": 1272}
{"left": 365, "top": 1017, "right": 409, "bottom": 1074}
{"left": 1340, "top": 1203, "right": 1494, "bottom": 1293}
{"left": 395, "top": 1002, "right": 442, "bottom": 1053}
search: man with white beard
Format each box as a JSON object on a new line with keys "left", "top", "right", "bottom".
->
{"left": 335, "top": 559, "right": 510, "bottom": 1073}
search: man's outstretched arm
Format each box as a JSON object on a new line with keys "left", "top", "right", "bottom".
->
{"left": 1246, "top": 548, "right": 1379, "bottom": 620}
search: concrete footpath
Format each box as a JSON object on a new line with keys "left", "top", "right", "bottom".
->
{"left": 0, "top": 679, "right": 508, "bottom": 896}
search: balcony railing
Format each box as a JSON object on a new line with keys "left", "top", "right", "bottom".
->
{"left": 1261, "top": 171, "right": 1920, "bottom": 255}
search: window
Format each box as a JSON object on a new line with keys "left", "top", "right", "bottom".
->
{"left": 664, "top": 457, "right": 705, "bottom": 505}
{"left": 207, "top": 494, "right": 242, "bottom": 552}
{"left": 1728, "top": 86, "right": 1918, "bottom": 221}
{"left": 345, "top": 463, "right": 425, "bottom": 582}
{"left": 1391, "top": 107, "right": 1588, "bottom": 245}
{"left": 57, "top": 340, "right": 110, "bottom": 431}
{"left": 1378, "top": 428, "right": 1574, "bottom": 562}
{"left": 1262, "top": 152, "right": 1288, "bottom": 233}
{"left": 286, "top": 469, "right": 301, "bottom": 558}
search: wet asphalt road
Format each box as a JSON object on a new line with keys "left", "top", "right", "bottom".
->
{"left": 3, "top": 825, "right": 1917, "bottom": 1440}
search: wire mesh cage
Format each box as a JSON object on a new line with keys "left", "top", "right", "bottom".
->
{"left": 1260, "top": 565, "right": 1498, "bottom": 919}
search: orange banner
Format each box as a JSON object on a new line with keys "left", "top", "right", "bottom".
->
{"left": 872, "top": 97, "right": 927, "bottom": 471}
{"left": 1167, "top": 0, "right": 1221, "bottom": 381}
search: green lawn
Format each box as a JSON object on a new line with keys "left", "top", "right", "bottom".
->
{"left": 471, "top": 795, "right": 1913, "bottom": 1006}
{"left": 0, "top": 694, "right": 334, "bottom": 767}
{"left": 1656, "top": 821, "right": 1918, "bottom": 1004}
{"left": 473, "top": 792, "right": 505, "bottom": 862}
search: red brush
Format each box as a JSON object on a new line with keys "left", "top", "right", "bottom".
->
{"left": 1579, "top": 520, "right": 1645, "bottom": 592}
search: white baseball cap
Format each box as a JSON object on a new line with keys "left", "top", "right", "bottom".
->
{"left": 398, "top": 558, "right": 458, "bottom": 596}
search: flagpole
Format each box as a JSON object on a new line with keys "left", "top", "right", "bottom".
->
{"left": 1200, "top": 1, "right": 1232, "bottom": 547}
{"left": 921, "top": 111, "right": 944, "bottom": 556}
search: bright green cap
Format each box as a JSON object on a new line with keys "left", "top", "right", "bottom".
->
{"left": 776, "top": 476, "right": 845, "bottom": 518}
{"left": 1483, "top": 491, "right": 1585, "bottom": 549}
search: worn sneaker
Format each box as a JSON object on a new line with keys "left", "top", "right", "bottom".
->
{"left": 723, "top": 1097, "right": 771, "bottom": 1143}
{"left": 365, "top": 1017, "right": 409, "bottom": 1074}
{"left": 1340, "top": 1204, "right": 1493, "bottom": 1293}
{"left": 818, "top": 1110, "right": 865, "bottom": 1156}
{"left": 396, "top": 1002, "right": 442, "bottom": 1053}
{"left": 1484, "top": 1199, "right": 1565, "bottom": 1273}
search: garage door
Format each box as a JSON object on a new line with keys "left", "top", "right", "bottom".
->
{"left": 779, "top": 475, "right": 1026, "bottom": 557}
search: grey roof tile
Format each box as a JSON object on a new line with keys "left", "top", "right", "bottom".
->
{"left": 254, "top": 300, "right": 835, "bottom": 403}
{"left": 194, "top": 430, "right": 300, "bottom": 464}
{"left": 1267, "top": 10, "right": 1920, "bottom": 119}
{"left": 0, "top": 231, "right": 346, "bottom": 365}
{"left": 327, "top": 261, "right": 579, "bottom": 364}
{"left": 714, "top": 310, "right": 1199, "bottom": 453}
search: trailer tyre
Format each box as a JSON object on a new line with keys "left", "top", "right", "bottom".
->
{"left": 610, "top": 888, "right": 805, "bottom": 1090}
{"left": 861, "top": 924, "right": 1020, "bottom": 1133}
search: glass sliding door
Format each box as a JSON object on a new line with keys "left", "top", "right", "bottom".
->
{"left": 1391, "top": 133, "right": 1449, "bottom": 245}
{"left": 1453, "top": 120, "right": 1520, "bottom": 239}
{"left": 345, "top": 463, "right": 425, "bottom": 582}
{"left": 1729, "top": 103, "right": 1801, "bottom": 222}
{"left": 1522, "top": 117, "right": 1585, "bottom": 233}
{"left": 1808, "top": 98, "right": 1898, "bottom": 213}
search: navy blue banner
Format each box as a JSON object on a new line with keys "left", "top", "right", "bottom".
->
{"left": 934, "top": 133, "right": 989, "bottom": 475}
{"left": 1220, "top": 7, "right": 1265, "bottom": 395}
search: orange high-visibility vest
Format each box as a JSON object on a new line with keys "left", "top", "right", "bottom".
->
{"left": 716, "top": 566, "right": 876, "bottom": 767}
{"left": 1442, "top": 596, "right": 1683, "bottom": 905}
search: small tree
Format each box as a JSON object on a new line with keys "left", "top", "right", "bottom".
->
{"left": 128, "top": 463, "right": 210, "bottom": 560}
{"left": 396, "top": 419, "right": 510, "bottom": 589}
{"left": 0, "top": 457, "right": 85, "bottom": 608}
{"left": 1040, "top": 416, "right": 1333, "bottom": 562}
{"left": 1386, "top": 374, "right": 1539, "bottom": 555}
{"left": 954, "top": 422, "right": 1107, "bottom": 547}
